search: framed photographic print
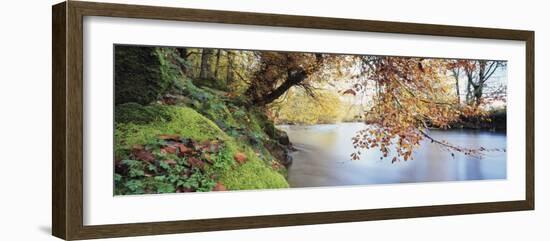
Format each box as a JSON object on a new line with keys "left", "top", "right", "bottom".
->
{"left": 52, "top": 1, "right": 534, "bottom": 240}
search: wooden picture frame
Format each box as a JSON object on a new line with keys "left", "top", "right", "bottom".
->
{"left": 52, "top": 1, "right": 534, "bottom": 240}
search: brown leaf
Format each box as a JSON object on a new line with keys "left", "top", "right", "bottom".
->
{"left": 177, "top": 187, "right": 195, "bottom": 193}
{"left": 203, "top": 153, "right": 213, "bottom": 164}
{"left": 159, "top": 134, "right": 180, "bottom": 141}
{"left": 131, "top": 148, "right": 155, "bottom": 162}
{"left": 132, "top": 144, "right": 144, "bottom": 150}
{"left": 163, "top": 159, "right": 177, "bottom": 166}
{"left": 176, "top": 144, "right": 192, "bottom": 157}
{"left": 233, "top": 152, "right": 247, "bottom": 164}
{"left": 342, "top": 89, "right": 356, "bottom": 96}
{"left": 213, "top": 182, "right": 227, "bottom": 191}
{"left": 160, "top": 145, "right": 177, "bottom": 154}
{"left": 206, "top": 142, "right": 220, "bottom": 153}
{"left": 188, "top": 157, "right": 205, "bottom": 169}
{"left": 182, "top": 187, "right": 195, "bottom": 192}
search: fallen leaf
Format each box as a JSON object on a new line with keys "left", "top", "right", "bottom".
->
{"left": 160, "top": 145, "right": 177, "bottom": 154}
{"left": 213, "top": 182, "right": 227, "bottom": 191}
{"left": 234, "top": 152, "right": 247, "bottom": 164}
{"left": 183, "top": 187, "right": 195, "bottom": 192}
{"left": 188, "top": 157, "right": 205, "bottom": 169}
{"left": 163, "top": 159, "right": 177, "bottom": 166}
{"left": 131, "top": 148, "right": 155, "bottom": 162}
{"left": 132, "top": 144, "right": 144, "bottom": 150}
{"left": 203, "top": 153, "right": 213, "bottom": 164}
{"left": 159, "top": 134, "right": 180, "bottom": 141}
{"left": 177, "top": 187, "right": 195, "bottom": 193}
{"left": 176, "top": 144, "right": 192, "bottom": 157}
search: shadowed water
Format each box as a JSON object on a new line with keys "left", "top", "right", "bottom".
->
{"left": 278, "top": 122, "right": 506, "bottom": 188}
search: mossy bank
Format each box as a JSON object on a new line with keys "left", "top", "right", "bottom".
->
{"left": 114, "top": 46, "right": 291, "bottom": 195}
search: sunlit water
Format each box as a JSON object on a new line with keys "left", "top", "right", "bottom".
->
{"left": 277, "top": 122, "right": 506, "bottom": 188}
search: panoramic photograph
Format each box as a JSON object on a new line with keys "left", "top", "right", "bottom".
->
{"left": 113, "top": 45, "right": 507, "bottom": 195}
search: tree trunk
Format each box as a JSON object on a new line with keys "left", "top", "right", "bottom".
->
{"left": 177, "top": 48, "right": 188, "bottom": 60}
{"left": 199, "top": 49, "right": 212, "bottom": 79}
{"left": 176, "top": 48, "right": 188, "bottom": 73}
{"left": 214, "top": 50, "right": 222, "bottom": 79}
{"left": 226, "top": 51, "right": 233, "bottom": 83}
{"left": 253, "top": 69, "right": 308, "bottom": 106}
{"left": 473, "top": 84, "right": 483, "bottom": 106}
{"left": 452, "top": 68, "right": 461, "bottom": 104}
{"left": 465, "top": 70, "right": 474, "bottom": 105}
{"left": 455, "top": 78, "right": 461, "bottom": 104}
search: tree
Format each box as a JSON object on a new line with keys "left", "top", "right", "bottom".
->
{"left": 225, "top": 51, "right": 233, "bottom": 83}
{"left": 350, "top": 56, "right": 487, "bottom": 162}
{"left": 199, "top": 48, "right": 213, "bottom": 79}
{"left": 271, "top": 88, "right": 343, "bottom": 124}
{"left": 449, "top": 60, "right": 462, "bottom": 104}
{"left": 245, "top": 51, "right": 325, "bottom": 106}
{"left": 462, "top": 60, "right": 505, "bottom": 106}
{"left": 214, "top": 49, "right": 222, "bottom": 79}
{"left": 176, "top": 48, "right": 188, "bottom": 74}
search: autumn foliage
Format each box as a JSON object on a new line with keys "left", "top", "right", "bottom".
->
{"left": 348, "top": 56, "right": 504, "bottom": 161}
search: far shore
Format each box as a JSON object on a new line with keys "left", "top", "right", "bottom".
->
{"left": 276, "top": 120, "right": 506, "bottom": 133}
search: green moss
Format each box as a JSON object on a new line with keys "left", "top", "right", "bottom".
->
{"left": 115, "top": 46, "right": 184, "bottom": 105}
{"left": 115, "top": 46, "right": 165, "bottom": 105}
{"left": 114, "top": 46, "right": 291, "bottom": 193}
{"left": 178, "top": 78, "right": 214, "bottom": 103}
{"left": 220, "top": 149, "right": 289, "bottom": 190}
{"left": 114, "top": 103, "right": 289, "bottom": 191}
{"left": 156, "top": 48, "right": 182, "bottom": 89}
{"left": 115, "top": 102, "right": 172, "bottom": 124}
{"left": 116, "top": 105, "right": 226, "bottom": 148}
{"left": 193, "top": 78, "right": 230, "bottom": 92}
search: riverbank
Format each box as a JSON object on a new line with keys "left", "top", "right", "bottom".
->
{"left": 447, "top": 109, "right": 506, "bottom": 131}
{"left": 113, "top": 47, "right": 293, "bottom": 195}
{"left": 277, "top": 108, "right": 507, "bottom": 132}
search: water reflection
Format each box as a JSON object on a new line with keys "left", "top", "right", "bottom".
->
{"left": 278, "top": 122, "right": 507, "bottom": 188}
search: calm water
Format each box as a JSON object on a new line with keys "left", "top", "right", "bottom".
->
{"left": 277, "top": 122, "right": 506, "bottom": 188}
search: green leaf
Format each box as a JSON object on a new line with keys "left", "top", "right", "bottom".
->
{"left": 156, "top": 183, "right": 176, "bottom": 193}
{"left": 114, "top": 173, "right": 122, "bottom": 182}
{"left": 124, "top": 179, "right": 144, "bottom": 193}
{"left": 159, "top": 161, "right": 171, "bottom": 170}
{"left": 154, "top": 175, "right": 166, "bottom": 181}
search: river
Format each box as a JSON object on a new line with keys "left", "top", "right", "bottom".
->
{"left": 277, "top": 122, "right": 506, "bottom": 188}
